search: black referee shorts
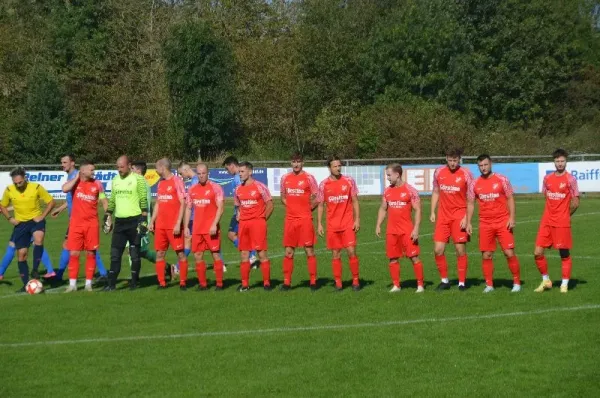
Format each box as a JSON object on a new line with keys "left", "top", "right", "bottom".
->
{"left": 111, "top": 216, "right": 140, "bottom": 249}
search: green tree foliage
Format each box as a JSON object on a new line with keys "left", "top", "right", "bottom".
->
{"left": 11, "top": 69, "right": 77, "bottom": 163}
{"left": 0, "top": 0, "right": 599, "bottom": 163}
{"left": 163, "top": 20, "right": 239, "bottom": 160}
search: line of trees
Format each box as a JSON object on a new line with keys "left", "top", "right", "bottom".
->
{"left": 1, "top": 0, "right": 599, "bottom": 164}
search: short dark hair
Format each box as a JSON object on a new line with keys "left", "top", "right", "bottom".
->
{"left": 238, "top": 161, "right": 253, "bottom": 170}
{"left": 178, "top": 161, "right": 191, "bottom": 169}
{"left": 386, "top": 163, "right": 403, "bottom": 176}
{"left": 476, "top": 154, "right": 491, "bottom": 163}
{"left": 222, "top": 156, "right": 239, "bottom": 167}
{"left": 445, "top": 147, "right": 463, "bottom": 158}
{"left": 131, "top": 160, "right": 148, "bottom": 176}
{"left": 552, "top": 148, "right": 568, "bottom": 159}
{"left": 79, "top": 159, "right": 94, "bottom": 167}
{"left": 326, "top": 155, "right": 341, "bottom": 168}
{"left": 10, "top": 167, "right": 26, "bottom": 178}
{"left": 62, "top": 154, "right": 75, "bottom": 162}
{"left": 291, "top": 152, "right": 304, "bottom": 161}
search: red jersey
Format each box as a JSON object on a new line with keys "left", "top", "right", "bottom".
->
{"left": 234, "top": 180, "right": 272, "bottom": 221}
{"left": 469, "top": 173, "right": 513, "bottom": 224}
{"left": 156, "top": 175, "right": 186, "bottom": 229}
{"left": 317, "top": 175, "right": 358, "bottom": 232}
{"left": 187, "top": 181, "right": 224, "bottom": 234}
{"left": 433, "top": 166, "right": 474, "bottom": 220}
{"left": 383, "top": 183, "right": 420, "bottom": 235}
{"left": 280, "top": 171, "right": 318, "bottom": 220}
{"left": 541, "top": 172, "right": 579, "bottom": 227}
{"left": 69, "top": 179, "right": 104, "bottom": 225}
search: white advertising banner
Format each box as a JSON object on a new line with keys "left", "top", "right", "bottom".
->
{"left": 538, "top": 161, "right": 600, "bottom": 192}
{"left": 267, "top": 166, "right": 382, "bottom": 196}
{"left": 0, "top": 170, "right": 119, "bottom": 199}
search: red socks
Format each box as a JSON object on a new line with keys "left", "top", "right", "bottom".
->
{"left": 179, "top": 259, "right": 188, "bottom": 286}
{"left": 457, "top": 255, "right": 468, "bottom": 284}
{"left": 561, "top": 257, "right": 572, "bottom": 280}
{"left": 68, "top": 254, "right": 79, "bottom": 280}
{"left": 349, "top": 256, "right": 360, "bottom": 286}
{"left": 213, "top": 259, "right": 224, "bottom": 287}
{"left": 507, "top": 256, "right": 521, "bottom": 285}
{"left": 389, "top": 261, "right": 400, "bottom": 287}
{"left": 413, "top": 261, "right": 424, "bottom": 287}
{"left": 283, "top": 256, "right": 294, "bottom": 286}
{"left": 196, "top": 261, "right": 207, "bottom": 288}
{"left": 240, "top": 261, "right": 251, "bottom": 288}
{"left": 261, "top": 260, "right": 271, "bottom": 287}
{"left": 390, "top": 260, "right": 424, "bottom": 288}
{"left": 535, "top": 255, "right": 548, "bottom": 276}
{"left": 156, "top": 260, "right": 166, "bottom": 287}
{"left": 435, "top": 254, "right": 448, "bottom": 280}
{"left": 307, "top": 255, "right": 317, "bottom": 285}
{"left": 85, "top": 252, "right": 96, "bottom": 281}
{"left": 332, "top": 258, "right": 342, "bottom": 288}
{"left": 482, "top": 258, "right": 494, "bottom": 287}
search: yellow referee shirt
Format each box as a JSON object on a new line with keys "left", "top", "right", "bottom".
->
{"left": 1, "top": 183, "right": 53, "bottom": 222}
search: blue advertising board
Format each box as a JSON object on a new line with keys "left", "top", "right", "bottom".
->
{"left": 207, "top": 168, "right": 268, "bottom": 197}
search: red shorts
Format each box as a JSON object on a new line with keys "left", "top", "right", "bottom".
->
{"left": 283, "top": 218, "right": 316, "bottom": 248}
{"left": 238, "top": 218, "right": 268, "bottom": 251}
{"left": 386, "top": 233, "right": 419, "bottom": 259}
{"left": 326, "top": 228, "right": 356, "bottom": 250}
{"left": 154, "top": 228, "right": 185, "bottom": 252}
{"left": 192, "top": 231, "right": 221, "bottom": 253}
{"left": 479, "top": 222, "right": 515, "bottom": 252}
{"left": 433, "top": 218, "right": 469, "bottom": 244}
{"left": 67, "top": 224, "right": 99, "bottom": 251}
{"left": 535, "top": 224, "right": 572, "bottom": 250}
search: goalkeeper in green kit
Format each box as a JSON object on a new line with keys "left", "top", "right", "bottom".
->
{"left": 103, "top": 155, "right": 149, "bottom": 291}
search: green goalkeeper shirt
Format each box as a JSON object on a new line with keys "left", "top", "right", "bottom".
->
{"left": 108, "top": 172, "right": 148, "bottom": 218}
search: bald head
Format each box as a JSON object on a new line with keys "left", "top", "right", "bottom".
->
{"left": 117, "top": 155, "right": 131, "bottom": 177}
{"left": 197, "top": 163, "right": 209, "bottom": 184}
{"left": 156, "top": 158, "right": 171, "bottom": 169}
{"left": 155, "top": 158, "right": 173, "bottom": 178}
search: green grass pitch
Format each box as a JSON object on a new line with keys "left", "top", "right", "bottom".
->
{"left": 1, "top": 197, "right": 599, "bottom": 397}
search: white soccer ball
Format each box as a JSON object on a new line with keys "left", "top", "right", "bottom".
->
{"left": 26, "top": 279, "right": 44, "bottom": 295}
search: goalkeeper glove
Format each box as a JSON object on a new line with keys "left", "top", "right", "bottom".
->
{"left": 103, "top": 214, "right": 113, "bottom": 234}
{"left": 137, "top": 218, "right": 148, "bottom": 236}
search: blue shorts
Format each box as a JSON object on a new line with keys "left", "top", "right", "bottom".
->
{"left": 13, "top": 220, "right": 46, "bottom": 250}
{"left": 188, "top": 219, "right": 194, "bottom": 232}
{"left": 228, "top": 214, "right": 239, "bottom": 234}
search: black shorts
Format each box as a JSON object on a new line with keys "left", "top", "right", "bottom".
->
{"left": 13, "top": 220, "right": 46, "bottom": 250}
{"left": 111, "top": 217, "right": 140, "bottom": 250}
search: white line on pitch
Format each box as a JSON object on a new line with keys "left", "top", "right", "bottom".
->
{"left": 0, "top": 304, "right": 598, "bottom": 348}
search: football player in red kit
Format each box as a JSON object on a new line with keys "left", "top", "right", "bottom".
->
{"left": 317, "top": 156, "right": 361, "bottom": 291}
{"left": 533, "top": 149, "right": 580, "bottom": 293}
{"left": 376, "top": 163, "right": 424, "bottom": 293}
{"left": 466, "top": 154, "right": 521, "bottom": 293}
{"left": 185, "top": 163, "right": 225, "bottom": 290}
{"left": 234, "top": 161, "right": 274, "bottom": 291}
{"left": 430, "top": 148, "right": 474, "bottom": 291}
{"left": 149, "top": 158, "right": 188, "bottom": 289}
{"left": 280, "top": 153, "right": 319, "bottom": 291}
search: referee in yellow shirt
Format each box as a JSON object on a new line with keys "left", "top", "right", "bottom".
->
{"left": 0, "top": 167, "right": 55, "bottom": 292}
